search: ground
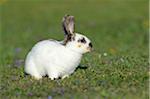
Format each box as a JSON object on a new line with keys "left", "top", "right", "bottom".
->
{"left": 0, "top": 0, "right": 149, "bottom": 98}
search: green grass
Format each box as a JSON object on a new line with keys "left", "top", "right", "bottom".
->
{"left": 0, "top": 0, "right": 149, "bottom": 98}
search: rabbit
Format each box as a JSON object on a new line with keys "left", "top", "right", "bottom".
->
{"left": 25, "top": 15, "right": 93, "bottom": 80}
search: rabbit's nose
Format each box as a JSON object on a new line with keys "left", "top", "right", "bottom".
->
{"left": 89, "top": 42, "right": 93, "bottom": 48}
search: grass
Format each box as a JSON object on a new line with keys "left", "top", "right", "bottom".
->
{"left": 0, "top": 0, "right": 149, "bottom": 98}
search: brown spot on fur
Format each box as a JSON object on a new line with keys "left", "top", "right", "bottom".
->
{"left": 78, "top": 37, "right": 86, "bottom": 44}
{"left": 78, "top": 44, "right": 81, "bottom": 48}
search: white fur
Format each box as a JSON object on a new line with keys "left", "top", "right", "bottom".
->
{"left": 25, "top": 36, "right": 86, "bottom": 80}
{"left": 25, "top": 15, "right": 92, "bottom": 80}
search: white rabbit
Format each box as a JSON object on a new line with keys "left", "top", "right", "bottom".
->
{"left": 25, "top": 15, "right": 93, "bottom": 80}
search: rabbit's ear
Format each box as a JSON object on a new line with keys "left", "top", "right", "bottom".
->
{"left": 62, "top": 15, "right": 75, "bottom": 36}
{"left": 62, "top": 15, "right": 76, "bottom": 45}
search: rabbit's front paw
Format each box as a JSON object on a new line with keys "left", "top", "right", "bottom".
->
{"left": 48, "top": 73, "right": 59, "bottom": 80}
{"left": 62, "top": 75, "right": 69, "bottom": 79}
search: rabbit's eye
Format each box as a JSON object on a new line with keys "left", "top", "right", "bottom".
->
{"left": 78, "top": 37, "right": 86, "bottom": 43}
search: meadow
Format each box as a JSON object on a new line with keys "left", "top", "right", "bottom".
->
{"left": 0, "top": 0, "right": 149, "bottom": 98}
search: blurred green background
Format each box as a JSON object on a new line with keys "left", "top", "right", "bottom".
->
{"left": 0, "top": 0, "right": 149, "bottom": 98}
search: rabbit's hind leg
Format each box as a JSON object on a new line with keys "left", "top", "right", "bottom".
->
{"left": 31, "top": 72, "right": 42, "bottom": 80}
{"left": 25, "top": 59, "right": 42, "bottom": 80}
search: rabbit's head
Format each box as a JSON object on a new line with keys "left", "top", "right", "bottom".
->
{"left": 62, "top": 15, "right": 93, "bottom": 54}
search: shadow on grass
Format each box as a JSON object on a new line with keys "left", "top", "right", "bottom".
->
{"left": 75, "top": 64, "right": 88, "bottom": 71}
